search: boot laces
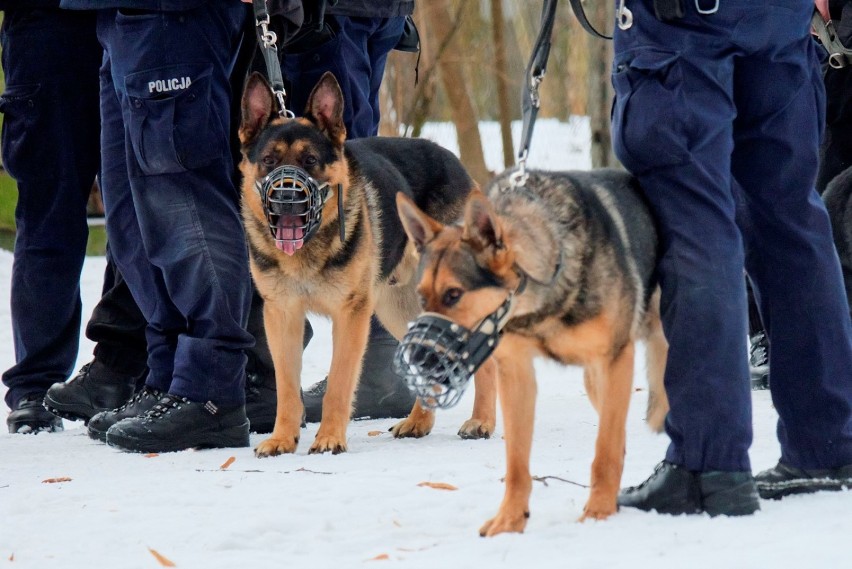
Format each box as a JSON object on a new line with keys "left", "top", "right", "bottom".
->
{"left": 69, "top": 362, "right": 93, "bottom": 384}
{"left": 115, "top": 386, "right": 160, "bottom": 413}
{"left": 629, "top": 461, "right": 671, "bottom": 491}
{"left": 305, "top": 377, "right": 328, "bottom": 397}
{"left": 749, "top": 332, "right": 768, "bottom": 367}
{"left": 145, "top": 395, "right": 192, "bottom": 421}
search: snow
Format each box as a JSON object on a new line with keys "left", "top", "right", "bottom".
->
{"left": 1, "top": 121, "right": 850, "bottom": 569}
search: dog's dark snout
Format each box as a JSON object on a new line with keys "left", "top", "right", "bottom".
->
{"left": 268, "top": 192, "right": 308, "bottom": 216}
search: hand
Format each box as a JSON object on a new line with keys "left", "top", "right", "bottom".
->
{"left": 815, "top": 0, "right": 830, "bottom": 21}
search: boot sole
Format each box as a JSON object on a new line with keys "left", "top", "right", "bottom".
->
{"left": 106, "top": 421, "right": 251, "bottom": 453}
{"left": 7, "top": 419, "right": 64, "bottom": 434}
{"left": 757, "top": 478, "right": 852, "bottom": 500}
{"left": 43, "top": 394, "right": 100, "bottom": 424}
{"left": 88, "top": 424, "right": 109, "bottom": 443}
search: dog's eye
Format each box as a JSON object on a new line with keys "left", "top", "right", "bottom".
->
{"left": 303, "top": 154, "right": 318, "bottom": 167}
{"left": 261, "top": 155, "right": 277, "bottom": 168}
{"left": 442, "top": 288, "right": 464, "bottom": 307}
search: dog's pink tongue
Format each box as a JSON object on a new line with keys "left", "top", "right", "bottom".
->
{"left": 275, "top": 216, "right": 305, "bottom": 256}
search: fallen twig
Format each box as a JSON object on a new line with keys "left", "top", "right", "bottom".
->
{"left": 194, "top": 466, "right": 333, "bottom": 475}
{"left": 499, "top": 475, "right": 589, "bottom": 488}
{"left": 532, "top": 475, "right": 589, "bottom": 488}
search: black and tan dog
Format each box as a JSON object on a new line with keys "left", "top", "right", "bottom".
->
{"left": 396, "top": 169, "right": 670, "bottom": 536}
{"left": 238, "top": 71, "right": 496, "bottom": 456}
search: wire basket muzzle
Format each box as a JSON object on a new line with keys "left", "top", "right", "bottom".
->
{"left": 257, "top": 165, "right": 330, "bottom": 245}
{"left": 393, "top": 313, "right": 500, "bottom": 410}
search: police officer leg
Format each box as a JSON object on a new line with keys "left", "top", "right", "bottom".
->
{"left": 731, "top": 23, "right": 852, "bottom": 495}
{"left": 1, "top": 8, "right": 100, "bottom": 433}
{"left": 95, "top": 5, "right": 254, "bottom": 452}
{"left": 611, "top": 0, "right": 758, "bottom": 515}
{"left": 44, "top": 252, "right": 149, "bottom": 423}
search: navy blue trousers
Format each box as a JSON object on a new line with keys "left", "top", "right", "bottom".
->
{"left": 96, "top": 4, "right": 253, "bottom": 406}
{"left": 612, "top": 0, "right": 852, "bottom": 471}
{"left": 283, "top": 15, "right": 405, "bottom": 138}
{"left": 0, "top": 8, "right": 101, "bottom": 410}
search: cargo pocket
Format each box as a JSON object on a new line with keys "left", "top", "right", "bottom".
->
{"left": 0, "top": 83, "right": 49, "bottom": 180}
{"left": 611, "top": 48, "right": 692, "bottom": 174}
{"left": 124, "top": 63, "right": 224, "bottom": 176}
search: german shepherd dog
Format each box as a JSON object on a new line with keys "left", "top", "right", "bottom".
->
{"left": 396, "top": 169, "right": 670, "bottom": 536}
{"left": 238, "top": 71, "right": 496, "bottom": 456}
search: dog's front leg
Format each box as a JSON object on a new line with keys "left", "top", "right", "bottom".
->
{"left": 255, "top": 300, "right": 306, "bottom": 458}
{"left": 580, "top": 342, "right": 634, "bottom": 521}
{"left": 458, "top": 357, "right": 498, "bottom": 439}
{"left": 480, "top": 345, "right": 536, "bottom": 537}
{"left": 309, "top": 297, "right": 372, "bottom": 454}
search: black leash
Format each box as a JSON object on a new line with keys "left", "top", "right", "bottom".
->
{"left": 511, "top": 0, "right": 558, "bottom": 187}
{"left": 511, "top": 0, "right": 611, "bottom": 189}
{"left": 252, "top": 0, "right": 294, "bottom": 118}
{"left": 568, "top": 0, "right": 612, "bottom": 40}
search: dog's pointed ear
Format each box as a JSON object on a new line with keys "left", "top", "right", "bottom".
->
{"left": 305, "top": 71, "right": 347, "bottom": 146}
{"left": 240, "top": 72, "right": 278, "bottom": 147}
{"left": 397, "top": 192, "right": 444, "bottom": 252}
{"left": 463, "top": 191, "right": 503, "bottom": 251}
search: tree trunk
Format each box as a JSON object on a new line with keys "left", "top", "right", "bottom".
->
{"left": 587, "top": 0, "right": 618, "bottom": 168}
{"left": 422, "top": 0, "right": 491, "bottom": 186}
{"left": 491, "top": 0, "right": 514, "bottom": 168}
{"left": 404, "top": 1, "right": 466, "bottom": 139}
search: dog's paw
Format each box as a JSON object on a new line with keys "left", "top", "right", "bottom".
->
{"left": 478, "top": 509, "right": 530, "bottom": 537}
{"left": 389, "top": 415, "right": 435, "bottom": 438}
{"left": 578, "top": 495, "right": 617, "bottom": 522}
{"left": 254, "top": 435, "right": 299, "bottom": 457}
{"left": 457, "top": 418, "right": 495, "bottom": 440}
{"left": 308, "top": 434, "right": 347, "bottom": 455}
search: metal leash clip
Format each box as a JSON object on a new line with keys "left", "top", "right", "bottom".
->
{"left": 617, "top": 0, "right": 633, "bottom": 30}
{"left": 509, "top": 150, "right": 529, "bottom": 189}
{"left": 253, "top": 1, "right": 295, "bottom": 118}
{"left": 812, "top": 10, "right": 852, "bottom": 69}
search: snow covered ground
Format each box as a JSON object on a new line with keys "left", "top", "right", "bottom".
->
{"left": 1, "top": 121, "right": 850, "bottom": 569}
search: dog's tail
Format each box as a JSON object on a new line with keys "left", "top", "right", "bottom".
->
{"left": 643, "top": 289, "right": 669, "bottom": 433}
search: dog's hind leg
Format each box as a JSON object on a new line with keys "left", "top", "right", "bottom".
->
{"left": 458, "top": 356, "right": 497, "bottom": 439}
{"left": 310, "top": 295, "right": 373, "bottom": 454}
{"left": 579, "top": 343, "right": 635, "bottom": 522}
{"left": 643, "top": 290, "right": 669, "bottom": 433}
{"left": 480, "top": 339, "right": 536, "bottom": 537}
{"left": 255, "top": 299, "right": 306, "bottom": 458}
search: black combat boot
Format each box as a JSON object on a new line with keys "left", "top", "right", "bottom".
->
{"left": 755, "top": 461, "right": 852, "bottom": 499}
{"left": 303, "top": 320, "right": 415, "bottom": 423}
{"left": 106, "top": 395, "right": 250, "bottom": 453}
{"left": 7, "top": 394, "right": 63, "bottom": 434}
{"left": 43, "top": 360, "right": 146, "bottom": 424}
{"left": 618, "top": 461, "right": 760, "bottom": 516}
{"left": 749, "top": 331, "right": 769, "bottom": 390}
{"left": 88, "top": 385, "right": 163, "bottom": 442}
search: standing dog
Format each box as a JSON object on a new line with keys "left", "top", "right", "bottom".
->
{"left": 238, "top": 71, "right": 496, "bottom": 456}
{"left": 396, "top": 169, "right": 669, "bottom": 536}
